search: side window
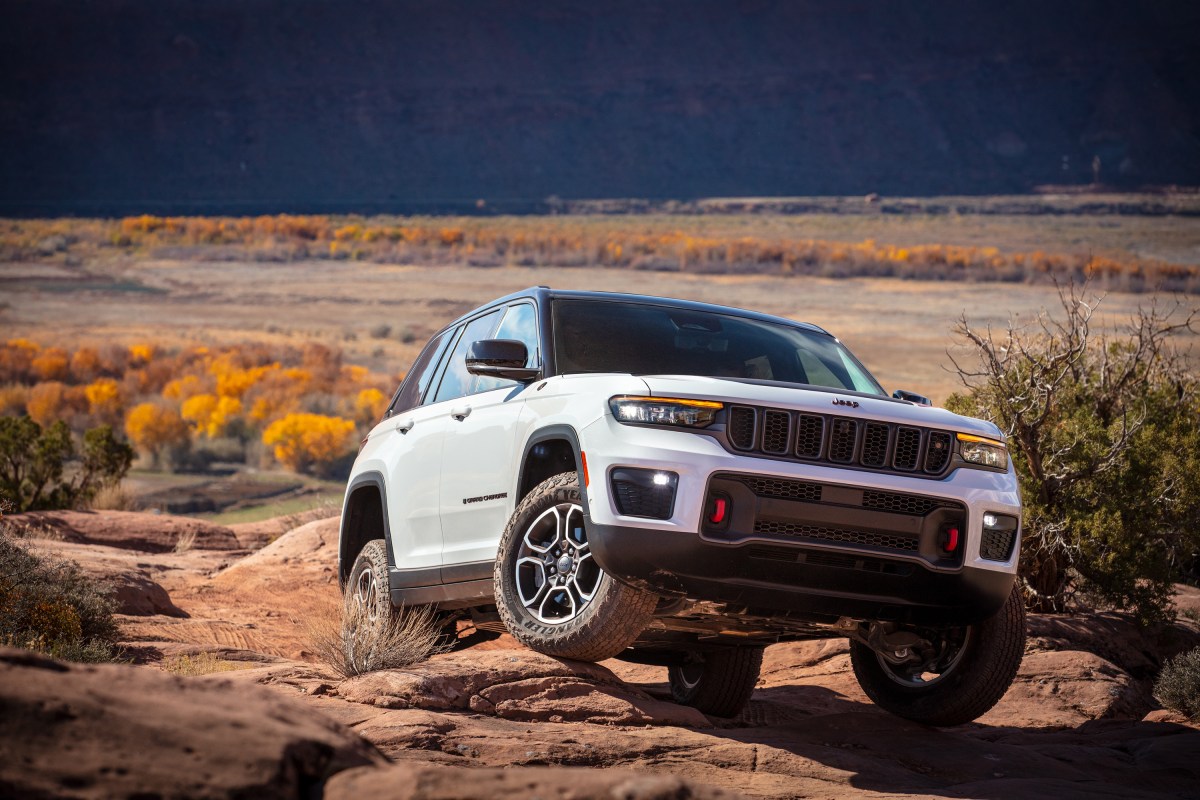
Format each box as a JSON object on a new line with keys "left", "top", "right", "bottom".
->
{"left": 474, "top": 303, "right": 539, "bottom": 393}
{"left": 388, "top": 329, "right": 451, "bottom": 415}
{"left": 430, "top": 309, "right": 502, "bottom": 404}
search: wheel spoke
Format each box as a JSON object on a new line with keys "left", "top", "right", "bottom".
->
{"left": 515, "top": 557, "right": 550, "bottom": 608}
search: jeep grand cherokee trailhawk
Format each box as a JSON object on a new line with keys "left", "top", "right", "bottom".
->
{"left": 339, "top": 288, "right": 1024, "bottom": 723}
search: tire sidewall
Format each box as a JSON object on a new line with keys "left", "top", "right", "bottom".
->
{"left": 346, "top": 538, "right": 392, "bottom": 622}
{"left": 496, "top": 477, "right": 610, "bottom": 641}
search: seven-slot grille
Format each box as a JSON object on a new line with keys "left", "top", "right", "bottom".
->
{"left": 725, "top": 405, "right": 954, "bottom": 477}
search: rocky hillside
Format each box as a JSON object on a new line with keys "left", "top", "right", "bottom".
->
{"left": 1, "top": 510, "right": 1199, "bottom": 798}
{"left": 2, "top": 1, "right": 1198, "bottom": 215}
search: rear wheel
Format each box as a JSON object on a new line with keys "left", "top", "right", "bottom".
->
{"left": 668, "top": 646, "right": 764, "bottom": 717}
{"left": 495, "top": 472, "right": 658, "bottom": 661}
{"left": 849, "top": 583, "right": 1025, "bottom": 726}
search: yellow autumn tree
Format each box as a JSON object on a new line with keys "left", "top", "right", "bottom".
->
{"left": 262, "top": 413, "right": 356, "bottom": 475}
{"left": 31, "top": 347, "right": 70, "bottom": 381}
{"left": 181, "top": 393, "right": 242, "bottom": 438}
{"left": 125, "top": 403, "right": 189, "bottom": 467}
{"left": 353, "top": 388, "right": 388, "bottom": 424}
{"left": 26, "top": 382, "right": 67, "bottom": 427}
{"left": 84, "top": 378, "right": 123, "bottom": 424}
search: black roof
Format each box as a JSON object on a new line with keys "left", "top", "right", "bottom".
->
{"left": 445, "top": 286, "right": 832, "bottom": 337}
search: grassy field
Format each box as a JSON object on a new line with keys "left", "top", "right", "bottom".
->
{"left": 3, "top": 202, "right": 1198, "bottom": 407}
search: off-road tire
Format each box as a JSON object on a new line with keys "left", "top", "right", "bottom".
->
{"left": 346, "top": 539, "right": 394, "bottom": 623}
{"left": 494, "top": 472, "right": 658, "bottom": 661}
{"left": 668, "top": 646, "right": 764, "bottom": 718}
{"left": 849, "top": 583, "right": 1026, "bottom": 726}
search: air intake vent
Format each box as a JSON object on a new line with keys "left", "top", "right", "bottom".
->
{"left": 795, "top": 414, "right": 824, "bottom": 458}
{"left": 728, "top": 406, "right": 756, "bottom": 450}
{"left": 925, "top": 432, "right": 952, "bottom": 473}
{"left": 761, "top": 410, "right": 791, "bottom": 454}
{"left": 828, "top": 419, "right": 858, "bottom": 463}
{"left": 861, "top": 423, "right": 890, "bottom": 467}
{"left": 980, "top": 527, "right": 1018, "bottom": 562}
{"left": 893, "top": 427, "right": 921, "bottom": 471}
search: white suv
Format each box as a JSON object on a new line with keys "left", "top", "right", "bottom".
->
{"left": 340, "top": 288, "right": 1025, "bottom": 723}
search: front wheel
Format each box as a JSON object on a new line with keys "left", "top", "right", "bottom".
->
{"left": 494, "top": 472, "right": 658, "bottom": 662}
{"left": 849, "top": 583, "right": 1026, "bottom": 726}
{"left": 668, "top": 646, "right": 764, "bottom": 718}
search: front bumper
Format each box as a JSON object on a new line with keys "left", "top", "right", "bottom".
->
{"left": 580, "top": 415, "right": 1021, "bottom": 626}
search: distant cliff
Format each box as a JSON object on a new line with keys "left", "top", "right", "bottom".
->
{"left": 2, "top": 0, "right": 1198, "bottom": 215}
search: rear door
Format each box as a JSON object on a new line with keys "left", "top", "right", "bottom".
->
{"left": 438, "top": 301, "right": 541, "bottom": 567}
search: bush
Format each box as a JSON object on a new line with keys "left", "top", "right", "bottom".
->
{"left": 0, "top": 533, "right": 120, "bottom": 662}
{"left": 0, "top": 417, "right": 134, "bottom": 511}
{"left": 946, "top": 286, "right": 1200, "bottom": 621}
{"left": 307, "top": 595, "right": 450, "bottom": 678}
{"left": 1153, "top": 647, "right": 1200, "bottom": 721}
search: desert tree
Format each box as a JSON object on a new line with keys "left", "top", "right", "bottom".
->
{"left": 945, "top": 284, "right": 1200, "bottom": 621}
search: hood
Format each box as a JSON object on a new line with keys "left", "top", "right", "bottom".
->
{"left": 639, "top": 375, "right": 1003, "bottom": 440}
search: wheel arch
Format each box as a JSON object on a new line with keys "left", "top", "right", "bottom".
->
{"left": 339, "top": 470, "right": 395, "bottom": 587}
{"left": 516, "top": 425, "right": 590, "bottom": 513}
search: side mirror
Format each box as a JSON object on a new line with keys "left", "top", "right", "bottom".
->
{"left": 466, "top": 339, "right": 541, "bottom": 383}
{"left": 892, "top": 389, "right": 932, "bottom": 406}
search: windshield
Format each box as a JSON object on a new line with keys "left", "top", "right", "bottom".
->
{"left": 551, "top": 299, "right": 885, "bottom": 396}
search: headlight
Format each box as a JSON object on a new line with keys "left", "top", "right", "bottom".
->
{"left": 609, "top": 396, "right": 722, "bottom": 428}
{"left": 957, "top": 433, "right": 1008, "bottom": 469}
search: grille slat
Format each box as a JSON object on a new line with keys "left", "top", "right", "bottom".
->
{"left": 795, "top": 415, "right": 824, "bottom": 458}
{"left": 722, "top": 405, "right": 955, "bottom": 478}
{"left": 761, "top": 410, "right": 791, "bottom": 454}
{"left": 893, "top": 427, "right": 922, "bottom": 471}
{"left": 728, "top": 406, "right": 756, "bottom": 450}
{"left": 925, "top": 431, "right": 953, "bottom": 473}
{"left": 862, "top": 423, "right": 890, "bottom": 467}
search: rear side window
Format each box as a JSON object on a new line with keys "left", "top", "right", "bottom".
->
{"left": 388, "top": 329, "right": 451, "bottom": 415}
{"left": 430, "top": 309, "right": 502, "bottom": 404}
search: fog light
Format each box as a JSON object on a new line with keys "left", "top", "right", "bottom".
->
{"left": 652, "top": 472, "right": 670, "bottom": 486}
{"left": 983, "top": 513, "right": 998, "bottom": 528}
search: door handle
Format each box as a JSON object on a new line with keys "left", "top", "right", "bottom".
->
{"left": 394, "top": 418, "right": 415, "bottom": 434}
{"left": 450, "top": 405, "right": 472, "bottom": 421}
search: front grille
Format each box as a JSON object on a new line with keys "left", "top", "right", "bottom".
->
{"left": 862, "top": 490, "right": 956, "bottom": 516}
{"left": 724, "top": 405, "right": 955, "bottom": 478}
{"left": 612, "top": 479, "right": 674, "bottom": 519}
{"left": 753, "top": 519, "right": 920, "bottom": 552}
{"left": 980, "top": 527, "right": 1017, "bottom": 561}
{"left": 737, "top": 476, "right": 822, "bottom": 502}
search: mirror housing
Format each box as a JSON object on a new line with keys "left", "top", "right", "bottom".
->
{"left": 892, "top": 389, "right": 932, "bottom": 406}
{"left": 466, "top": 339, "right": 541, "bottom": 383}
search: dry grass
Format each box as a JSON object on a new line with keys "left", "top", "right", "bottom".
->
{"left": 172, "top": 529, "right": 197, "bottom": 554}
{"left": 307, "top": 594, "right": 451, "bottom": 678}
{"left": 88, "top": 483, "right": 138, "bottom": 511}
{"left": 0, "top": 519, "right": 64, "bottom": 541}
{"left": 161, "top": 651, "right": 255, "bottom": 676}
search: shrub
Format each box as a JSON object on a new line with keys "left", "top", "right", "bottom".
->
{"left": 307, "top": 595, "right": 451, "bottom": 678}
{"left": 1153, "top": 647, "right": 1200, "bottom": 721}
{"left": 0, "top": 417, "right": 134, "bottom": 511}
{"left": 0, "top": 533, "right": 120, "bottom": 662}
{"left": 946, "top": 286, "right": 1200, "bottom": 621}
